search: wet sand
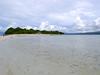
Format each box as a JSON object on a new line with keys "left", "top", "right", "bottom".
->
{"left": 0, "top": 34, "right": 100, "bottom": 75}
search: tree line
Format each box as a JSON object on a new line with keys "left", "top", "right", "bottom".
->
{"left": 5, "top": 27, "right": 64, "bottom": 35}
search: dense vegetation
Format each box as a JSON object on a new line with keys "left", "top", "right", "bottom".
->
{"left": 5, "top": 27, "right": 64, "bottom": 35}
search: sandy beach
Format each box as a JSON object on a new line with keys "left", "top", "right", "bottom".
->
{"left": 0, "top": 34, "right": 52, "bottom": 41}
{"left": 0, "top": 34, "right": 100, "bottom": 75}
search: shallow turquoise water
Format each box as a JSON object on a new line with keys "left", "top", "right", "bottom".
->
{"left": 0, "top": 35, "right": 100, "bottom": 75}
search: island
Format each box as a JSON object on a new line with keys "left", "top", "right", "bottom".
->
{"left": 4, "top": 27, "right": 64, "bottom": 35}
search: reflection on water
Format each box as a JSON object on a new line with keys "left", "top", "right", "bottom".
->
{"left": 0, "top": 35, "right": 100, "bottom": 75}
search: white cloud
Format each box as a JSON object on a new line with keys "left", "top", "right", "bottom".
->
{"left": 48, "top": 13, "right": 68, "bottom": 22}
{"left": 21, "top": 26, "right": 33, "bottom": 30}
{"left": 39, "top": 21, "right": 49, "bottom": 30}
{"left": 75, "top": 16, "right": 86, "bottom": 28}
{"left": 75, "top": 0, "right": 93, "bottom": 9}
{"left": 33, "top": 27, "right": 38, "bottom": 30}
{"left": 6, "top": 22, "right": 18, "bottom": 29}
{"left": 47, "top": 0, "right": 98, "bottom": 32}
{"left": 95, "top": 17, "right": 100, "bottom": 26}
{"left": 6, "top": 22, "right": 33, "bottom": 30}
{"left": 48, "top": 1, "right": 95, "bottom": 22}
{"left": 0, "top": 26, "right": 3, "bottom": 31}
{"left": 0, "top": 0, "right": 100, "bottom": 32}
{"left": 33, "top": 21, "right": 67, "bottom": 32}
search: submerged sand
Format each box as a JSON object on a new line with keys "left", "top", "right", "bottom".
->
{"left": 0, "top": 34, "right": 100, "bottom": 75}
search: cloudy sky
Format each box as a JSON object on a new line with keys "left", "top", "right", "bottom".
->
{"left": 0, "top": 0, "right": 100, "bottom": 32}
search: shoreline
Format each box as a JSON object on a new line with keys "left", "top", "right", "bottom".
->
{"left": 0, "top": 34, "right": 63, "bottom": 41}
{"left": 0, "top": 35, "right": 15, "bottom": 41}
{"left": 0, "top": 34, "right": 100, "bottom": 42}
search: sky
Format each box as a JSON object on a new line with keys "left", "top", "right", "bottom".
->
{"left": 0, "top": 0, "right": 100, "bottom": 33}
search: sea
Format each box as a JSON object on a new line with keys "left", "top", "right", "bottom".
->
{"left": 0, "top": 35, "right": 100, "bottom": 75}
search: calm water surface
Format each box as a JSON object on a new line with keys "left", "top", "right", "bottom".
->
{"left": 0, "top": 35, "right": 100, "bottom": 75}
